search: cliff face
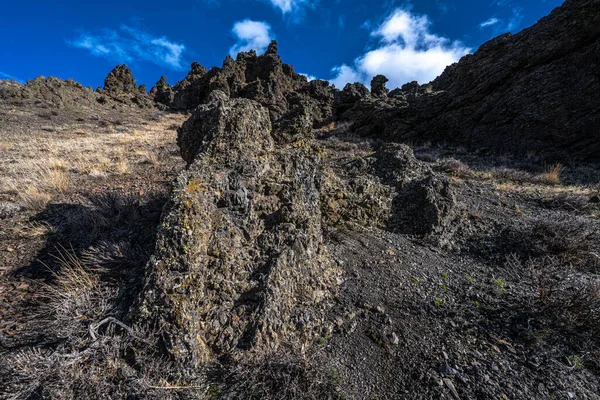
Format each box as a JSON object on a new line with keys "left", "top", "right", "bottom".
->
{"left": 346, "top": 0, "right": 600, "bottom": 161}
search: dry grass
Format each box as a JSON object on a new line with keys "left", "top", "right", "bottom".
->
{"left": 115, "top": 157, "right": 130, "bottom": 175}
{"left": 536, "top": 163, "right": 564, "bottom": 185}
{"left": 17, "top": 184, "right": 52, "bottom": 210}
{"left": 0, "top": 113, "right": 186, "bottom": 209}
{"left": 438, "top": 158, "right": 474, "bottom": 179}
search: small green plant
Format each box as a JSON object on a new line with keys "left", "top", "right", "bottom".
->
{"left": 441, "top": 272, "right": 449, "bottom": 279}
{"left": 434, "top": 298, "right": 444, "bottom": 307}
{"left": 465, "top": 275, "right": 473, "bottom": 282}
{"left": 440, "top": 283, "right": 449, "bottom": 291}
{"left": 567, "top": 355, "right": 584, "bottom": 369}
{"left": 412, "top": 278, "right": 420, "bottom": 285}
{"left": 328, "top": 368, "right": 342, "bottom": 385}
{"left": 493, "top": 279, "right": 505, "bottom": 287}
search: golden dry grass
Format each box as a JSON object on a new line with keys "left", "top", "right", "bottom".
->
{"left": 17, "top": 184, "right": 52, "bottom": 210}
{"left": 0, "top": 113, "right": 186, "bottom": 209}
{"left": 536, "top": 163, "right": 564, "bottom": 185}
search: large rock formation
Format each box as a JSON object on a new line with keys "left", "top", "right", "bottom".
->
{"left": 103, "top": 64, "right": 139, "bottom": 93}
{"left": 345, "top": 0, "right": 600, "bottom": 162}
{"left": 370, "top": 75, "right": 389, "bottom": 98}
{"left": 151, "top": 40, "right": 337, "bottom": 127}
{"left": 99, "top": 65, "right": 154, "bottom": 108}
{"left": 0, "top": 76, "right": 99, "bottom": 108}
{"left": 148, "top": 76, "right": 174, "bottom": 105}
{"left": 137, "top": 94, "right": 340, "bottom": 366}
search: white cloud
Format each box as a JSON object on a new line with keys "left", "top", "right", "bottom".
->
{"left": 479, "top": 17, "right": 500, "bottom": 28}
{"left": 507, "top": 7, "right": 523, "bottom": 31}
{"left": 330, "top": 65, "right": 360, "bottom": 88}
{"left": 329, "top": 9, "right": 471, "bottom": 89}
{"left": 0, "top": 72, "right": 24, "bottom": 83}
{"left": 299, "top": 72, "right": 318, "bottom": 81}
{"left": 68, "top": 26, "right": 187, "bottom": 70}
{"left": 229, "top": 20, "right": 273, "bottom": 57}
{"left": 265, "top": 0, "right": 317, "bottom": 14}
{"left": 479, "top": 7, "right": 523, "bottom": 33}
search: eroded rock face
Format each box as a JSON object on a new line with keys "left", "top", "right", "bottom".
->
{"left": 103, "top": 65, "right": 138, "bottom": 93}
{"left": 149, "top": 76, "right": 174, "bottom": 105}
{"left": 153, "top": 41, "right": 337, "bottom": 127}
{"left": 370, "top": 75, "right": 389, "bottom": 98}
{"left": 0, "top": 76, "right": 98, "bottom": 108}
{"left": 138, "top": 96, "right": 339, "bottom": 366}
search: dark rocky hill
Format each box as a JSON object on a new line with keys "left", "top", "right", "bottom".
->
{"left": 346, "top": 0, "right": 600, "bottom": 162}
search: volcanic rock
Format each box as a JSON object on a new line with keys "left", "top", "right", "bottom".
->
{"left": 138, "top": 95, "right": 340, "bottom": 366}
{"left": 149, "top": 76, "right": 174, "bottom": 106}
{"left": 103, "top": 64, "right": 138, "bottom": 93}
{"left": 370, "top": 74, "right": 389, "bottom": 98}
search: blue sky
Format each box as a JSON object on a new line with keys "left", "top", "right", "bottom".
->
{"left": 0, "top": 0, "right": 563, "bottom": 90}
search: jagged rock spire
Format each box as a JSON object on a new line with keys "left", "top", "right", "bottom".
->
{"left": 103, "top": 64, "right": 137, "bottom": 92}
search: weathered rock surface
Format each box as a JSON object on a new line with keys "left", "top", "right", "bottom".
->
{"left": 100, "top": 65, "right": 155, "bottom": 108}
{"left": 149, "top": 76, "right": 174, "bottom": 105}
{"left": 136, "top": 90, "right": 463, "bottom": 368}
{"left": 370, "top": 75, "right": 389, "bottom": 98}
{"left": 0, "top": 76, "right": 99, "bottom": 109}
{"left": 0, "top": 65, "right": 156, "bottom": 110}
{"left": 151, "top": 41, "right": 337, "bottom": 127}
{"left": 103, "top": 64, "right": 138, "bottom": 93}
{"left": 137, "top": 95, "right": 340, "bottom": 366}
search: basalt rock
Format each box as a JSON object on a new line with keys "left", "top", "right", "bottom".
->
{"left": 137, "top": 96, "right": 340, "bottom": 366}
{"left": 149, "top": 76, "right": 175, "bottom": 106}
{"left": 103, "top": 64, "right": 138, "bottom": 93}
{"left": 0, "top": 76, "right": 99, "bottom": 108}
{"left": 98, "top": 65, "right": 155, "bottom": 108}
{"left": 156, "top": 41, "right": 336, "bottom": 127}
{"left": 370, "top": 75, "right": 389, "bottom": 98}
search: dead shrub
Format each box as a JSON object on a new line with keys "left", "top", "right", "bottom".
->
{"left": 508, "top": 255, "right": 600, "bottom": 336}
{"left": 439, "top": 158, "right": 474, "bottom": 179}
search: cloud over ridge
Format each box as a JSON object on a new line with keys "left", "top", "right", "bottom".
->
{"left": 229, "top": 20, "right": 273, "bottom": 57}
{"left": 330, "top": 9, "right": 471, "bottom": 90}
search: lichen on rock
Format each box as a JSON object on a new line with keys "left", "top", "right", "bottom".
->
{"left": 137, "top": 95, "right": 339, "bottom": 366}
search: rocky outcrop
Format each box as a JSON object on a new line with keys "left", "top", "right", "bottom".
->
{"left": 0, "top": 76, "right": 99, "bottom": 108}
{"left": 149, "top": 76, "right": 174, "bottom": 105}
{"left": 99, "top": 65, "right": 154, "bottom": 108}
{"left": 152, "top": 41, "right": 337, "bottom": 127}
{"left": 135, "top": 88, "right": 468, "bottom": 370}
{"left": 370, "top": 75, "right": 389, "bottom": 98}
{"left": 103, "top": 65, "right": 138, "bottom": 93}
{"left": 346, "top": 0, "right": 600, "bottom": 162}
{"left": 137, "top": 95, "right": 340, "bottom": 366}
